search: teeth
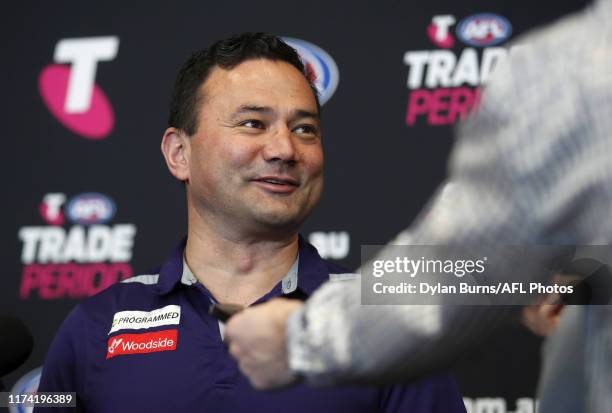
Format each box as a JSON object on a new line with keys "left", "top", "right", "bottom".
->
{"left": 263, "top": 179, "right": 285, "bottom": 185}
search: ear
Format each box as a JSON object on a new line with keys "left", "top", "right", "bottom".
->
{"left": 161, "top": 127, "right": 191, "bottom": 182}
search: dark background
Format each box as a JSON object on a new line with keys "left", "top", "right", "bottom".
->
{"left": 3, "top": 0, "right": 589, "bottom": 411}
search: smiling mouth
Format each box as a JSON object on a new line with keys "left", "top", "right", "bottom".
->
{"left": 255, "top": 178, "right": 298, "bottom": 186}
{"left": 250, "top": 177, "right": 300, "bottom": 194}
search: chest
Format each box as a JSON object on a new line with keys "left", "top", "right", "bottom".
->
{"left": 82, "top": 297, "right": 380, "bottom": 413}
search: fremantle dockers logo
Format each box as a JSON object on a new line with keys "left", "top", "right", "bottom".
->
{"left": 282, "top": 37, "right": 339, "bottom": 105}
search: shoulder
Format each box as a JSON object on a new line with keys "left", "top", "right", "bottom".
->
{"left": 83, "top": 270, "right": 160, "bottom": 305}
{"left": 42, "top": 270, "right": 167, "bottom": 360}
{"left": 64, "top": 270, "right": 163, "bottom": 334}
{"left": 37, "top": 270, "right": 163, "bottom": 394}
{"left": 299, "top": 236, "right": 359, "bottom": 282}
{"left": 324, "top": 260, "right": 359, "bottom": 282}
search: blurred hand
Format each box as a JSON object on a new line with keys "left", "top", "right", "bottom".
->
{"left": 225, "top": 298, "right": 304, "bottom": 389}
{"left": 522, "top": 273, "right": 581, "bottom": 337}
{"left": 521, "top": 302, "right": 564, "bottom": 337}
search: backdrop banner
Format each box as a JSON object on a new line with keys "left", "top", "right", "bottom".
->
{"left": 4, "top": 1, "right": 590, "bottom": 412}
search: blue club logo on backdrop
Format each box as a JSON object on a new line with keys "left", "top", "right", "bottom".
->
{"left": 282, "top": 37, "right": 339, "bottom": 105}
{"left": 456, "top": 13, "right": 512, "bottom": 47}
{"left": 65, "top": 192, "right": 116, "bottom": 225}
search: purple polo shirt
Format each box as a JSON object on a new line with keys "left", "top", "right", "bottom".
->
{"left": 36, "top": 237, "right": 466, "bottom": 412}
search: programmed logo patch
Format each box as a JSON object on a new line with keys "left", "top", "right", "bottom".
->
{"left": 282, "top": 37, "right": 339, "bottom": 105}
{"left": 109, "top": 305, "right": 181, "bottom": 334}
{"left": 106, "top": 330, "right": 178, "bottom": 359}
{"left": 38, "top": 36, "right": 119, "bottom": 139}
{"left": 456, "top": 14, "right": 512, "bottom": 47}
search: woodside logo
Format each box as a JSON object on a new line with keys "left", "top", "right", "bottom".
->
{"left": 106, "top": 330, "right": 178, "bottom": 359}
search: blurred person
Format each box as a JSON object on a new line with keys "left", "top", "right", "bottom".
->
{"left": 226, "top": 2, "right": 612, "bottom": 412}
{"left": 35, "top": 33, "right": 466, "bottom": 413}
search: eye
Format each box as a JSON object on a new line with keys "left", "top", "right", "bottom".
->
{"left": 293, "top": 124, "right": 319, "bottom": 136}
{"left": 239, "top": 119, "right": 265, "bottom": 129}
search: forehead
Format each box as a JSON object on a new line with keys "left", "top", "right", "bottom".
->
{"left": 198, "top": 59, "right": 318, "bottom": 115}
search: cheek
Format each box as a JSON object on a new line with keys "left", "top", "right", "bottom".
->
{"left": 303, "top": 147, "right": 324, "bottom": 177}
{"left": 188, "top": 141, "right": 228, "bottom": 188}
{"left": 218, "top": 139, "right": 261, "bottom": 169}
{"left": 193, "top": 142, "right": 256, "bottom": 181}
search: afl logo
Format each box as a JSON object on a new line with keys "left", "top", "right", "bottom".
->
{"left": 456, "top": 14, "right": 512, "bottom": 47}
{"left": 65, "top": 192, "right": 116, "bottom": 225}
{"left": 282, "top": 37, "right": 339, "bottom": 105}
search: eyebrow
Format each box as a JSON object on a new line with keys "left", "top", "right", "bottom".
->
{"left": 232, "top": 105, "right": 319, "bottom": 121}
{"left": 293, "top": 109, "right": 320, "bottom": 121}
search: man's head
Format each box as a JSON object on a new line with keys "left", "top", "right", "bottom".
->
{"left": 167, "top": 32, "right": 320, "bottom": 136}
{"left": 161, "top": 33, "right": 324, "bottom": 238}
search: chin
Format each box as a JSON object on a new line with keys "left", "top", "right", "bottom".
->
{"left": 253, "top": 209, "right": 307, "bottom": 230}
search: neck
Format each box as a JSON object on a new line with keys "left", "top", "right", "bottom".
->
{"left": 184, "top": 208, "right": 299, "bottom": 307}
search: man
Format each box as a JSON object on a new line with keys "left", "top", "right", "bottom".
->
{"left": 226, "top": 3, "right": 612, "bottom": 412}
{"left": 36, "top": 33, "right": 466, "bottom": 412}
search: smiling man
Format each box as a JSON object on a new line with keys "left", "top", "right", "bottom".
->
{"left": 35, "top": 33, "right": 466, "bottom": 412}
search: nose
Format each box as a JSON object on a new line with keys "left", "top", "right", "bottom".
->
{"left": 262, "top": 126, "right": 297, "bottom": 165}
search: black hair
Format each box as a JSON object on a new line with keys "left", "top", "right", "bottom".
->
{"left": 168, "top": 32, "right": 319, "bottom": 135}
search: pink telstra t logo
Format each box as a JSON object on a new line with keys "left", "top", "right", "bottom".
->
{"left": 427, "top": 15, "right": 456, "bottom": 48}
{"left": 39, "top": 193, "right": 66, "bottom": 225}
{"left": 38, "top": 36, "right": 119, "bottom": 140}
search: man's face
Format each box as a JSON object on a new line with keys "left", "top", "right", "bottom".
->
{"left": 185, "top": 59, "right": 323, "bottom": 235}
